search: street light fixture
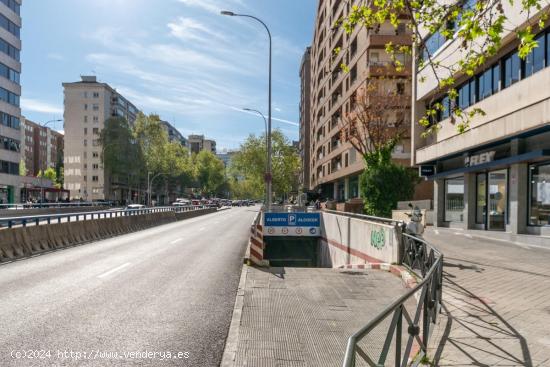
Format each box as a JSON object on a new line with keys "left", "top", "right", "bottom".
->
{"left": 147, "top": 171, "right": 166, "bottom": 207}
{"left": 222, "top": 10, "right": 273, "bottom": 211}
{"left": 38, "top": 119, "right": 63, "bottom": 205}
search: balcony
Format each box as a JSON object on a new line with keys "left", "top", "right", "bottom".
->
{"left": 366, "top": 61, "right": 412, "bottom": 77}
{"left": 366, "top": 33, "right": 412, "bottom": 49}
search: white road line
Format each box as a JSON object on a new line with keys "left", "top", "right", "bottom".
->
{"left": 434, "top": 230, "right": 440, "bottom": 235}
{"left": 170, "top": 238, "right": 183, "bottom": 244}
{"left": 465, "top": 234, "right": 473, "bottom": 238}
{"left": 97, "top": 262, "right": 131, "bottom": 279}
{"left": 199, "top": 227, "right": 206, "bottom": 231}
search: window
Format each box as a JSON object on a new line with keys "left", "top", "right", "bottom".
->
{"left": 0, "top": 14, "right": 20, "bottom": 37}
{"left": 458, "top": 82, "right": 470, "bottom": 109}
{"left": 83, "top": 139, "right": 87, "bottom": 147}
{"left": 0, "top": 87, "right": 19, "bottom": 106}
{"left": 92, "top": 164, "right": 99, "bottom": 170}
{"left": 92, "top": 104, "right": 99, "bottom": 111}
{"left": 93, "top": 116, "right": 99, "bottom": 123}
{"left": 93, "top": 92, "right": 100, "bottom": 98}
{"left": 84, "top": 116, "right": 88, "bottom": 123}
{"left": 478, "top": 68, "right": 492, "bottom": 100}
{"left": 440, "top": 95, "right": 450, "bottom": 120}
{"left": 92, "top": 176, "right": 99, "bottom": 182}
{"left": 84, "top": 104, "right": 88, "bottom": 110}
{"left": 0, "top": 112, "right": 19, "bottom": 129}
{"left": 396, "top": 82, "right": 405, "bottom": 95}
{"left": 492, "top": 64, "right": 500, "bottom": 93}
{"left": 529, "top": 163, "right": 550, "bottom": 226}
{"left": 84, "top": 128, "right": 87, "bottom": 135}
{"left": 445, "top": 177, "right": 465, "bottom": 222}
{"left": 0, "top": 0, "right": 20, "bottom": 15}
{"left": 0, "top": 38, "right": 19, "bottom": 61}
{"left": 532, "top": 33, "right": 545, "bottom": 74}
{"left": 469, "top": 78, "right": 477, "bottom": 106}
{"left": 83, "top": 92, "right": 88, "bottom": 98}
{"left": 503, "top": 51, "right": 520, "bottom": 88}
{"left": 93, "top": 152, "right": 99, "bottom": 158}
{"left": 93, "top": 128, "right": 99, "bottom": 135}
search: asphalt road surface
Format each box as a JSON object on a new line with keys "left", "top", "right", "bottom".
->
{"left": 0, "top": 207, "right": 258, "bottom": 367}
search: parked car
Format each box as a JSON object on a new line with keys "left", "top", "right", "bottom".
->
{"left": 172, "top": 198, "right": 191, "bottom": 206}
{"left": 126, "top": 204, "right": 145, "bottom": 210}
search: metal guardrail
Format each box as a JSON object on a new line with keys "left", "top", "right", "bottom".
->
{"left": 0, "top": 205, "right": 217, "bottom": 229}
{"left": 323, "top": 209, "right": 403, "bottom": 226}
{"left": 342, "top": 233, "right": 443, "bottom": 367}
{"left": 0, "top": 202, "right": 113, "bottom": 210}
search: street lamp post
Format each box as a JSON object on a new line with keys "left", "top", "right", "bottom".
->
{"left": 147, "top": 171, "right": 165, "bottom": 206}
{"left": 38, "top": 119, "right": 62, "bottom": 206}
{"left": 243, "top": 108, "right": 269, "bottom": 204}
{"left": 221, "top": 10, "right": 273, "bottom": 211}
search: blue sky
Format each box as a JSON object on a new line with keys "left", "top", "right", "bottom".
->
{"left": 20, "top": 0, "right": 317, "bottom": 150}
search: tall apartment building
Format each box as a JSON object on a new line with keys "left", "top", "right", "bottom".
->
{"left": 63, "top": 76, "right": 139, "bottom": 201}
{"left": 188, "top": 134, "right": 216, "bottom": 154}
{"left": 299, "top": 47, "right": 312, "bottom": 191}
{"left": 161, "top": 120, "right": 188, "bottom": 148}
{"left": 20, "top": 117, "right": 63, "bottom": 176}
{"left": 412, "top": 6, "right": 550, "bottom": 238}
{"left": 307, "top": 0, "right": 418, "bottom": 201}
{"left": 0, "top": 0, "right": 21, "bottom": 204}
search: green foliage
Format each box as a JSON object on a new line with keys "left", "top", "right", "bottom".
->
{"left": 38, "top": 167, "right": 62, "bottom": 189}
{"left": 19, "top": 159, "right": 27, "bottom": 176}
{"left": 339, "top": 0, "right": 549, "bottom": 134}
{"left": 192, "top": 150, "right": 226, "bottom": 196}
{"left": 360, "top": 145, "right": 420, "bottom": 217}
{"left": 231, "top": 130, "right": 301, "bottom": 201}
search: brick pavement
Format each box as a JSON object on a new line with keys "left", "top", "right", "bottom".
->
{"left": 425, "top": 228, "right": 550, "bottom": 366}
{"left": 225, "top": 266, "right": 407, "bottom": 367}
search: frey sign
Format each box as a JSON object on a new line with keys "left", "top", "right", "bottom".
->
{"left": 264, "top": 212, "right": 321, "bottom": 237}
{"left": 465, "top": 151, "right": 496, "bottom": 167}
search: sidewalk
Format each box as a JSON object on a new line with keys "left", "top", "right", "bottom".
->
{"left": 425, "top": 228, "right": 550, "bottom": 366}
{"left": 222, "top": 266, "right": 407, "bottom": 367}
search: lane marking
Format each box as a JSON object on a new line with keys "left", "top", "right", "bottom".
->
{"left": 465, "top": 234, "right": 473, "bottom": 238}
{"left": 98, "top": 262, "right": 131, "bottom": 279}
{"left": 170, "top": 238, "right": 183, "bottom": 244}
{"left": 199, "top": 227, "right": 206, "bottom": 231}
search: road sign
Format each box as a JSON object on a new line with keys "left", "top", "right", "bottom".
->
{"left": 264, "top": 212, "right": 321, "bottom": 237}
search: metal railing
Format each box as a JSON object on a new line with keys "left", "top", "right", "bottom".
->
{"left": 0, "top": 205, "right": 216, "bottom": 229}
{"left": 342, "top": 233, "right": 443, "bottom": 367}
{"left": 0, "top": 202, "right": 114, "bottom": 210}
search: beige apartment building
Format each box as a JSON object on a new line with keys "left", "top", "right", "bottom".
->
{"left": 299, "top": 47, "right": 312, "bottom": 191}
{"left": 0, "top": 0, "right": 21, "bottom": 204}
{"left": 63, "top": 76, "right": 139, "bottom": 202}
{"left": 307, "top": 0, "right": 418, "bottom": 201}
{"left": 188, "top": 134, "right": 216, "bottom": 154}
{"left": 412, "top": 5, "right": 550, "bottom": 239}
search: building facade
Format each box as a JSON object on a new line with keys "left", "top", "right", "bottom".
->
{"left": 307, "top": 0, "right": 417, "bottom": 202}
{"left": 20, "top": 117, "right": 64, "bottom": 177}
{"left": 0, "top": 0, "right": 21, "bottom": 204}
{"left": 63, "top": 76, "right": 139, "bottom": 201}
{"left": 412, "top": 5, "right": 550, "bottom": 237}
{"left": 188, "top": 134, "right": 216, "bottom": 154}
{"left": 161, "top": 120, "right": 188, "bottom": 148}
{"left": 299, "top": 47, "right": 312, "bottom": 191}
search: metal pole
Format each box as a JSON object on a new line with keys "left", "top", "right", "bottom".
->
{"left": 221, "top": 11, "right": 272, "bottom": 211}
{"left": 243, "top": 108, "right": 268, "bottom": 205}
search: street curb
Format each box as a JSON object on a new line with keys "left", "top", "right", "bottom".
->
{"left": 220, "top": 264, "right": 248, "bottom": 367}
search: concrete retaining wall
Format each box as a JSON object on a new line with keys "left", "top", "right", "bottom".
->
{"left": 319, "top": 211, "right": 402, "bottom": 268}
{"left": 0, "top": 208, "right": 216, "bottom": 263}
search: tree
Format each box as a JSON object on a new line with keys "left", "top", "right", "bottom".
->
{"left": 38, "top": 167, "right": 62, "bottom": 189}
{"left": 193, "top": 150, "right": 226, "bottom": 197}
{"left": 100, "top": 116, "right": 143, "bottom": 201}
{"left": 19, "top": 159, "right": 27, "bottom": 176}
{"left": 231, "top": 130, "right": 301, "bottom": 201}
{"left": 337, "top": 0, "right": 549, "bottom": 134}
{"left": 341, "top": 77, "right": 411, "bottom": 157}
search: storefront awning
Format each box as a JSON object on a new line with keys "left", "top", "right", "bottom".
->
{"left": 427, "top": 149, "right": 550, "bottom": 180}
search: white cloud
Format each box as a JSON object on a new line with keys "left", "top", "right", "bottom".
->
{"left": 21, "top": 98, "right": 63, "bottom": 114}
{"left": 177, "top": 0, "right": 245, "bottom": 14}
{"left": 168, "top": 17, "right": 227, "bottom": 42}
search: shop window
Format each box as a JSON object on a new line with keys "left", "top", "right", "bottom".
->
{"left": 476, "top": 173, "right": 487, "bottom": 225}
{"left": 445, "top": 177, "right": 464, "bottom": 222}
{"left": 529, "top": 163, "right": 550, "bottom": 226}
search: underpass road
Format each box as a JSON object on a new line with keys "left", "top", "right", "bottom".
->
{"left": 0, "top": 207, "right": 259, "bottom": 367}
